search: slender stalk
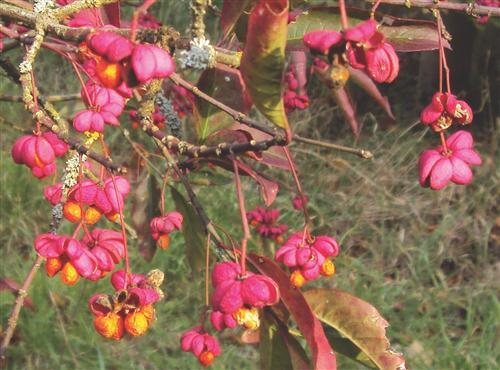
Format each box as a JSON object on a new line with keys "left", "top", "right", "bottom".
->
{"left": 364, "top": 0, "right": 500, "bottom": 17}
{"left": 283, "top": 147, "right": 311, "bottom": 232}
{"left": 191, "top": 0, "right": 207, "bottom": 39}
{"left": 130, "top": 0, "right": 156, "bottom": 42}
{"left": 0, "top": 93, "right": 80, "bottom": 102}
{"left": 439, "top": 131, "right": 448, "bottom": 153}
{"left": 338, "top": 0, "right": 349, "bottom": 29}
{"left": 0, "top": 255, "right": 44, "bottom": 362}
{"left": 169, "top": 73, "right": 278, "bottom": 137}
{"left": 109, "top": 173, "right": 131, "bottom": 288}
{"left": 293, "top": 134, "right": 373, "bottom": 159}
{"left": 232, "top": 159, "right": 250, "bottom": 276}
{"left": 205, "top": 234, "right": 211, "bottom": 307}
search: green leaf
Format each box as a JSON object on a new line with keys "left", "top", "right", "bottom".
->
{"left": 324, "top": 327, "right": 378, "bottom": 369}
{"left": 304, "top": 288, "right": 406, "bottom": 370}
{"left": 287, "top": 7, "right": 344, "bottom": 45}
{"left": 170, "top": 187, "right": 206, "bottom": 273}
{"left": 240, "top": 0, "right": 290, "bottom": 136}
{"left": 260, "top": 309, "right": 310, "bottom": 370}
{"left": 194, "top": 65, "right": 251, "bottom": 141}
{"left": 130, "top": 171, "right": 161, "bottom": 261}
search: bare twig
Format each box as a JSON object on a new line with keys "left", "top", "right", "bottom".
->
{"left": 293, "top": 134, "right": 374, "bottom": 159}
{"left": 0, "top": 255, "right": 43, "bottom": 364}
{"left": 0, "top": 93, "right": 80, "bottom": 102}
{"left": 191, "top": 0, "right": 208, "bottom": 39}
{"left": 365, "top": 0, "right": 500, "bottom": 17}
{"left": 169, "top": 73, "right": 278, "bottom": 137}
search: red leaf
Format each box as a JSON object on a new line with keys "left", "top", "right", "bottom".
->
{"left": 348, "top": 67, "right": 395, "bottom": 120}
{"left": 248, "top": 254, "right": 336, "bottom": 370}
{"left": 221, "top": 0, "right": 254, "bottom": 41}
{"left": 0, "top": 278, "right": 34, "bottom": 309}
{"left": 231, "top": 123, "right": 291, "bottom": 170}
{"left": 236, "top": 160, "right": 279, "bottom": 206}
{"left": 332, "top": 87, "right": 359, "bottom": 137}
{"left": 103, "top": 3, "right": 121, "bottom": 27}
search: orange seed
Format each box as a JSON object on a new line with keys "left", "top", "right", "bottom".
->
{"left": 124, "top": 311, "right": 149, "bottom": 337}
{"left": 94, "top": 312, "right": 124, "bottom": 340}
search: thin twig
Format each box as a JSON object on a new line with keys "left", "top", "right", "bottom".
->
{"left": 365, "top": 0, "right": 500, "bottom": 17}
{"left": 0, "top": 255, "right": 43, "bottom": 363}
{"left": 0, "top": 93, "right": 80, "bottom": 102}
{"left": 191, "top": 0, "right": 208, "bottom": 39}
{"left": 293, "top": 134, "right": 374, "bottom": 159}
{"left": 232, "top": 158, "right": 250, "bottom": 276}
{"left": 169, "top": 73, "right": 278, "bottom": 137}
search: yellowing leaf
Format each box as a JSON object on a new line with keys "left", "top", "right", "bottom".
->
{"left": 304, "top": 288, "right": 406, "bottom": 370}
{"left": 240, "top": 0, "right": 291, "bottom": 137}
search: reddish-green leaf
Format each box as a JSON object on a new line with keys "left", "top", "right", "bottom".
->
{"left": 194, "top": 64, "right": 252, "bottom": 141}
{"left": 235, "top": 160, "right": 279, "bottom": 206}
{"left": 332, "top": 87, "right": 359, "bottom": 137}
{"left": 260, "top": 308, "right": 310, "bottom": 370}
{"left": 232, "top": 123, "right": 291, "bottom": 170}
{"left": 131, "top": 171, "right": 160, "bottom": 261}
{"left": 221, "top": 0, "right": 254, "bottom": 40}
{"left": 103, "top": 3, "right": 121, "bottom": 27}
{"left": 304, "top": 288, "right": 406, "bottom": 370}
{"left": 240, "top": 0, "right": 291, "bottom": 137}
{"left": 288, "top": 7, "right": 449, "bottom": 52}
{"left": 171, "top": 187, "right": 206, "bottom": 273}
{"left": 248, "top": 254, "right": 337, "bottom": 369}
{"left": 348, "top": 67, "right": 395, "bottom": 120}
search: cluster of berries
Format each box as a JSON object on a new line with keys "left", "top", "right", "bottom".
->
{"left": 209, "top": 262, "right": 279, "bottom": 331}
{"left": 11, "top": 132, "right": 68, "bottom": 179}
{"left": 418, "top": 94, "right": 481, "bottom": 190}
{"left": 181, "top": 327, "right": 221, "bottom": 367}
{"left": 180, "top": 262, "right": 280, "bottom": 366}
{"left": 149, "top": 211, "right": 183, "bottom": 250}
{"left": 89, "top": 269, "right": 164, "bottom": 340}
{"left": 45, "top": 176, "right": 131, "bottom": 224}
{"left": 35, "top": 229, "right": 125, "bottom": 285}
{"left": 275, "top": 233, "right": 340, "bottom": 288}
{"left": 284, "top": 66, "right": 309, "bottom": 113}
{"left": 304, "top": 19, "right": 399, "bottom": 84}
{"left": 246, "top": 207, "right": 288, "bottom": 243}
{"left": 73, "top": 30, "right": 175, "bottom": 133}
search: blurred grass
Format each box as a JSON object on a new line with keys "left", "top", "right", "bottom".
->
{"left": 1, "top": 119, "right": 498, "bottom": 369}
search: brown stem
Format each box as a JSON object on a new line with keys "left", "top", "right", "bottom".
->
{"left": 169, "top": 73, "right": 277, "bottom": 137}
{"left": 0, "top": 93, "right": 80, "bottom": 102}
{"left": 293, "top": 134, "right": 374, "bottom": 159}
{"left": 191, "top": 0, "right": 207, "bottom": 39}
{"left": 364, "top": 0, "right": 500, "bottom": 17}
{"left": 232, "top": 158, "right": 250, "bottom": 276}
{"left": 0, "top": 255, "right": 44, "bottom": 363}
